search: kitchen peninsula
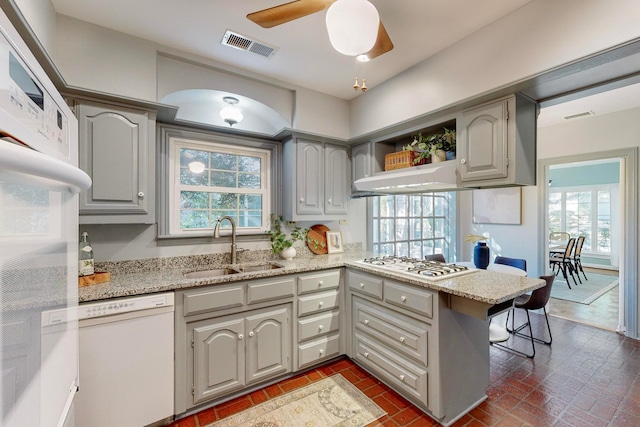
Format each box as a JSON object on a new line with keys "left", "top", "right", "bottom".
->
{"left": 78, "top": 251, "right": 544, "bottom": 426}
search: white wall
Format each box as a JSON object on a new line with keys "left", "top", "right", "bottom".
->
{"left": 350, "top": 0, "right": 640, "bottom": 137}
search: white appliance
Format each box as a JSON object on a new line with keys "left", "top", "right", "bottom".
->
{"left": 75, "top": 293, "right": 174, "bottom": 427}
{"left": 0, "top": 7, "right": 91, "bottom": 427}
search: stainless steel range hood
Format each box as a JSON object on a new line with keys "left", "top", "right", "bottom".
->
{"left": 353, "top": 162, "right": 459, "bottom": 194}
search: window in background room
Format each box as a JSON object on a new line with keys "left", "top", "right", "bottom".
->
{"left": 548, "top": 185, "right": 613, "bottom": 255}
{"left": 168, "top": 138, "right": 271, "bottom": 235}
{"left": 370, "top": 192, "right": 456, "bottom": 259}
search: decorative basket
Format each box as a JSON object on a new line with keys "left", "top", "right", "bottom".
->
{"left": 384, "top": 151, "right": 429, "bottom": 171}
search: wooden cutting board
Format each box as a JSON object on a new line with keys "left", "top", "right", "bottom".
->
{"left": 78, "top": 272, "right": 111, "bottom": 287}
{"left": 307, "top": 224, "right": 329, "bottom": 254}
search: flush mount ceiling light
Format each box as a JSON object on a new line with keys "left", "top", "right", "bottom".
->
{"left": 220, "top": 96, "right": 244, "bottom": 127}
{"left": 326, "top": 0, "right": 379, "bottom": 56}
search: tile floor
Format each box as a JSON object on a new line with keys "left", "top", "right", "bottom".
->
{"left": 169, "top": 314, "right": 640, "bottom": 427}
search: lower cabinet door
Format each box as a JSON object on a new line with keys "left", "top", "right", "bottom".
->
{"left": 354, "top": 333, "right": 428, "bottom": 407}
{"left": 191, "top": 316, "right": 245, "bottom": 404}
{"left": 246, "top": 305, "right": 292, "bottom": 385}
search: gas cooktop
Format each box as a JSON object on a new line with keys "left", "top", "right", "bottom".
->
{"left": 354, "top": 256, "right": 477, "bottom": 281}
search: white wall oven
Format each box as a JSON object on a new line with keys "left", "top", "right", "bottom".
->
{"left": 0, "top": 7, "right": 91, "bottom": 427}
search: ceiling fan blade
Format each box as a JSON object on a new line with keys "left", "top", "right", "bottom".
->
{"left": 247, "top": 0, "right": 335, "bottom": 28}
{"left": 365, "top": 21, "right": 394, "bottom": 60}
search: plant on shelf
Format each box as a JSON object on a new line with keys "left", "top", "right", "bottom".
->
{"left": 265, "top": 214, "right": 308, "bottom": 259}
{"left": 403, "top": 128, "right": 456, "bottom": 164}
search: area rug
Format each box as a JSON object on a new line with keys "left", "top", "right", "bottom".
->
{"left": 550, "top": 272, "right": 618, "bottom": 304}
{"left": 209, "top": 374, "right": 385, "bottom": 427}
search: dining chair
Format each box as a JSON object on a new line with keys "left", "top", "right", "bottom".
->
{"left": 572, "top": 236, "right": 587, "bottom": 282}
{"left": 549, "top": 237, "right": 578, "bottom": 289}
{"left": 494, "top": 256, "right": 527, "bottom": 273}
{"left": 425, "top": 253, "right": 446, "bottom": 263}
{"left": 498, "top": 275, "right": 555, "bottom": 358}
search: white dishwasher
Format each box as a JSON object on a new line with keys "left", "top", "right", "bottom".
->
{"left": 75, "top": 293, "right": 174, "bottom": 427}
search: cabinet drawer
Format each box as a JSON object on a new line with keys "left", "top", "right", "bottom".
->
{"left": 354, "top": 333, "right": 428, "bottom": 406}
{"left": 347, "top": 270, "right": 383, "bottom": 300}
{"left": 297, "top": 310, "right": 340, "bottom": 342}
{"left": 298, "top": 333, "right": 340, "bottom": 369}
{"left": 247, "top": 277, "right": 295, "bottom": 305}
{"left": 353, "top": 298, "right": 428, "bottom": 363}
{"left": 297, "top": 270, "right": 341, "bottom": 295}
{"left": 384, "top": 281, "right": 433, "bottom": 318}
{"left": 183, "top": 284, "right": 244, "bottom": 316}
{"left": 298, "top": 290, "right": 340, "bottom": 317}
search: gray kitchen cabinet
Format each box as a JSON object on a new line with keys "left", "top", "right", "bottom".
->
{"left": 189, "top": 305, "right": 291, "bottom": 405}
{"left": 295, "top": 270, "right": 342, "bottom": 370}
{"left": 345, "top": 268, "right": 489, "bottom": 426}
{"left": 76, "top": 100, "right": 156, "bottom": 224}
{"left": 282, "top": 137, "right": 349, "bottom": 220}
{"left": 175, "top": 277, "right": 296, "bottom": 413}
{"left": 458, "top": 93, "right": 537, "bottom": 187}
{"left": 350, "top": 142, "right": 371, "bottom": 191}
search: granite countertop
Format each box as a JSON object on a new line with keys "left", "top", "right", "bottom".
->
{"left": 80, "top": 249, "right": 544, "bottom": 306}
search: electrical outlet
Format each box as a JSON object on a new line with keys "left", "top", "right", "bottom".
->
{"left": 286, "top": 221, "right": 296, "bottom": 226}
{"left": 339, "top": 220, "right": 349, "bottom": 225}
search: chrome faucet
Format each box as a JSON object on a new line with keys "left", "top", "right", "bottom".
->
{"left": 213, "top": 216, "right": 238, "bottom": 264}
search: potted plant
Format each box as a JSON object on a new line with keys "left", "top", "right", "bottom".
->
{"left": 403, "top": 128, "right": 456, "bottom": 164}
{"left": 265, "top": 214, "right": 308, "bottom": 260}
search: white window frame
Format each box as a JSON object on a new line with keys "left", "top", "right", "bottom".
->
{"left": 548, "top": 184, "right": 613, "bottom": 255}
{"left": 168, "top": 137, "right": 271, "bottom": 236}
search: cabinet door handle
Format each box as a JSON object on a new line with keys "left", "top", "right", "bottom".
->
{"left": 364, "top": 352, "right": 369, "bottom": 358}
{"left": 359, "top": 283, "right": 365, "bottom": 288}
{"left": 318, "top": 301, "right": 324, "bottom": 307}
{"left": 327, "top": 198, "right": 332, "bottom": 203}
{"left": 400, "top": 296, "right": 407, "bottom": 302}
{"left": 238, "top": 334, "right": 244, "bottom": 340}
{"left": 137, "top": 191, "right": 144, "bottom": 199}
{"left": 319, "top": 349, "right": 325, "bottom": 355}
{"left": 249, "top": 331, "right": 255, "bottom": 337}
{"left": 363, "top": 319, "right": 369, "bottom": 325}
{"left": 461, "top": 159, "right": 467, "bottom": 164}
{"left": 318, "top": 325, "right": 324, "bottom": 330}
{"left": 399, "top": 374, "right": 405, "bottom": 381}
{"left": 299, "top": 197, "right": 305, "bottom": 202}
{"left": 319, "top": 280, "right": 324, "bottom": 286}
{"left": 399, "top": 336, "right": 405, "bottom": 343}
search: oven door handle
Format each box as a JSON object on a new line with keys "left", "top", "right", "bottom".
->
{"left": 0, "top": 138, "right": 91, "bottom": 194}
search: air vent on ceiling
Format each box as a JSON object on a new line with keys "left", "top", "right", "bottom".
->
{"left": 221, "top": 30, "right": 278, "bottom": 58}
{"left": 564, "top": 111, "right": 595, "bottom": 120}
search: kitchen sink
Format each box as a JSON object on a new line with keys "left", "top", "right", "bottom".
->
{"left": 236, "top": 262, "right": 284, "bottom": 272}
{"left": 183, "top": 267, "right": 241, "bottom": 279}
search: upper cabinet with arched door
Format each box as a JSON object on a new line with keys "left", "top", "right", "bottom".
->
{"left": 458, "top": 94, "right": 537, "bottom": 188}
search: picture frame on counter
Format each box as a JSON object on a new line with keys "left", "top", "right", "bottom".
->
{"left": 326, "top": 231, "right": 344, "bottom": 254}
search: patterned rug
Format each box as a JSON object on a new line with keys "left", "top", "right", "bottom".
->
{"left": 209, "top": 374, "right": 386, "bottom": 427}
{"left": 550, "top": 272, "right": 618, "bottom": 304}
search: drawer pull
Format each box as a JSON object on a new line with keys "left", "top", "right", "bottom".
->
{"left": 238, "top": 334, "right": 244, "bottom": 340}
{"left": 359, "top": 283, "right": 365, "bottom": 288}
{"left": 319, "top": 349, "right": 325, "bottom": 355}
{"left": 399, "top": 374, "right": 405, "bottom": 381}
{"left": 364, "top": 352, "right": 369, "bottom": 358}
{"left": 319, "top": 301, "right": 324, "bottom": 307}
{"left": 363, "top": 319, "right": 369, "bottom": 325}
{"left": 319, "top": 280, "right": 324, "bottom": 286}
{"left": 319, "top": 325, "right": 324, "bottom": 330}
{"left": 249, "top": 331, "right": 254, "bottom": 337}
{"left": 400, "top": 295, "right": 407, "bottom": 302}
{"left": 399, "top": 336, "right": 405, "bottom": 343}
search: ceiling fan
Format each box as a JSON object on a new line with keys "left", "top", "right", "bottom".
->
{"left": 247, "top": 0, "right": 394, "bottom": 60}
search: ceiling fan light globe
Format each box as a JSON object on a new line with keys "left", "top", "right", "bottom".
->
{"left": 326, "top": 0, "right": 379, "bottom": 56}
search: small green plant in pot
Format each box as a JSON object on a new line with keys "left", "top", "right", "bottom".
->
{"left": 266, "top": 214, "right": 308, "bottom": 260}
